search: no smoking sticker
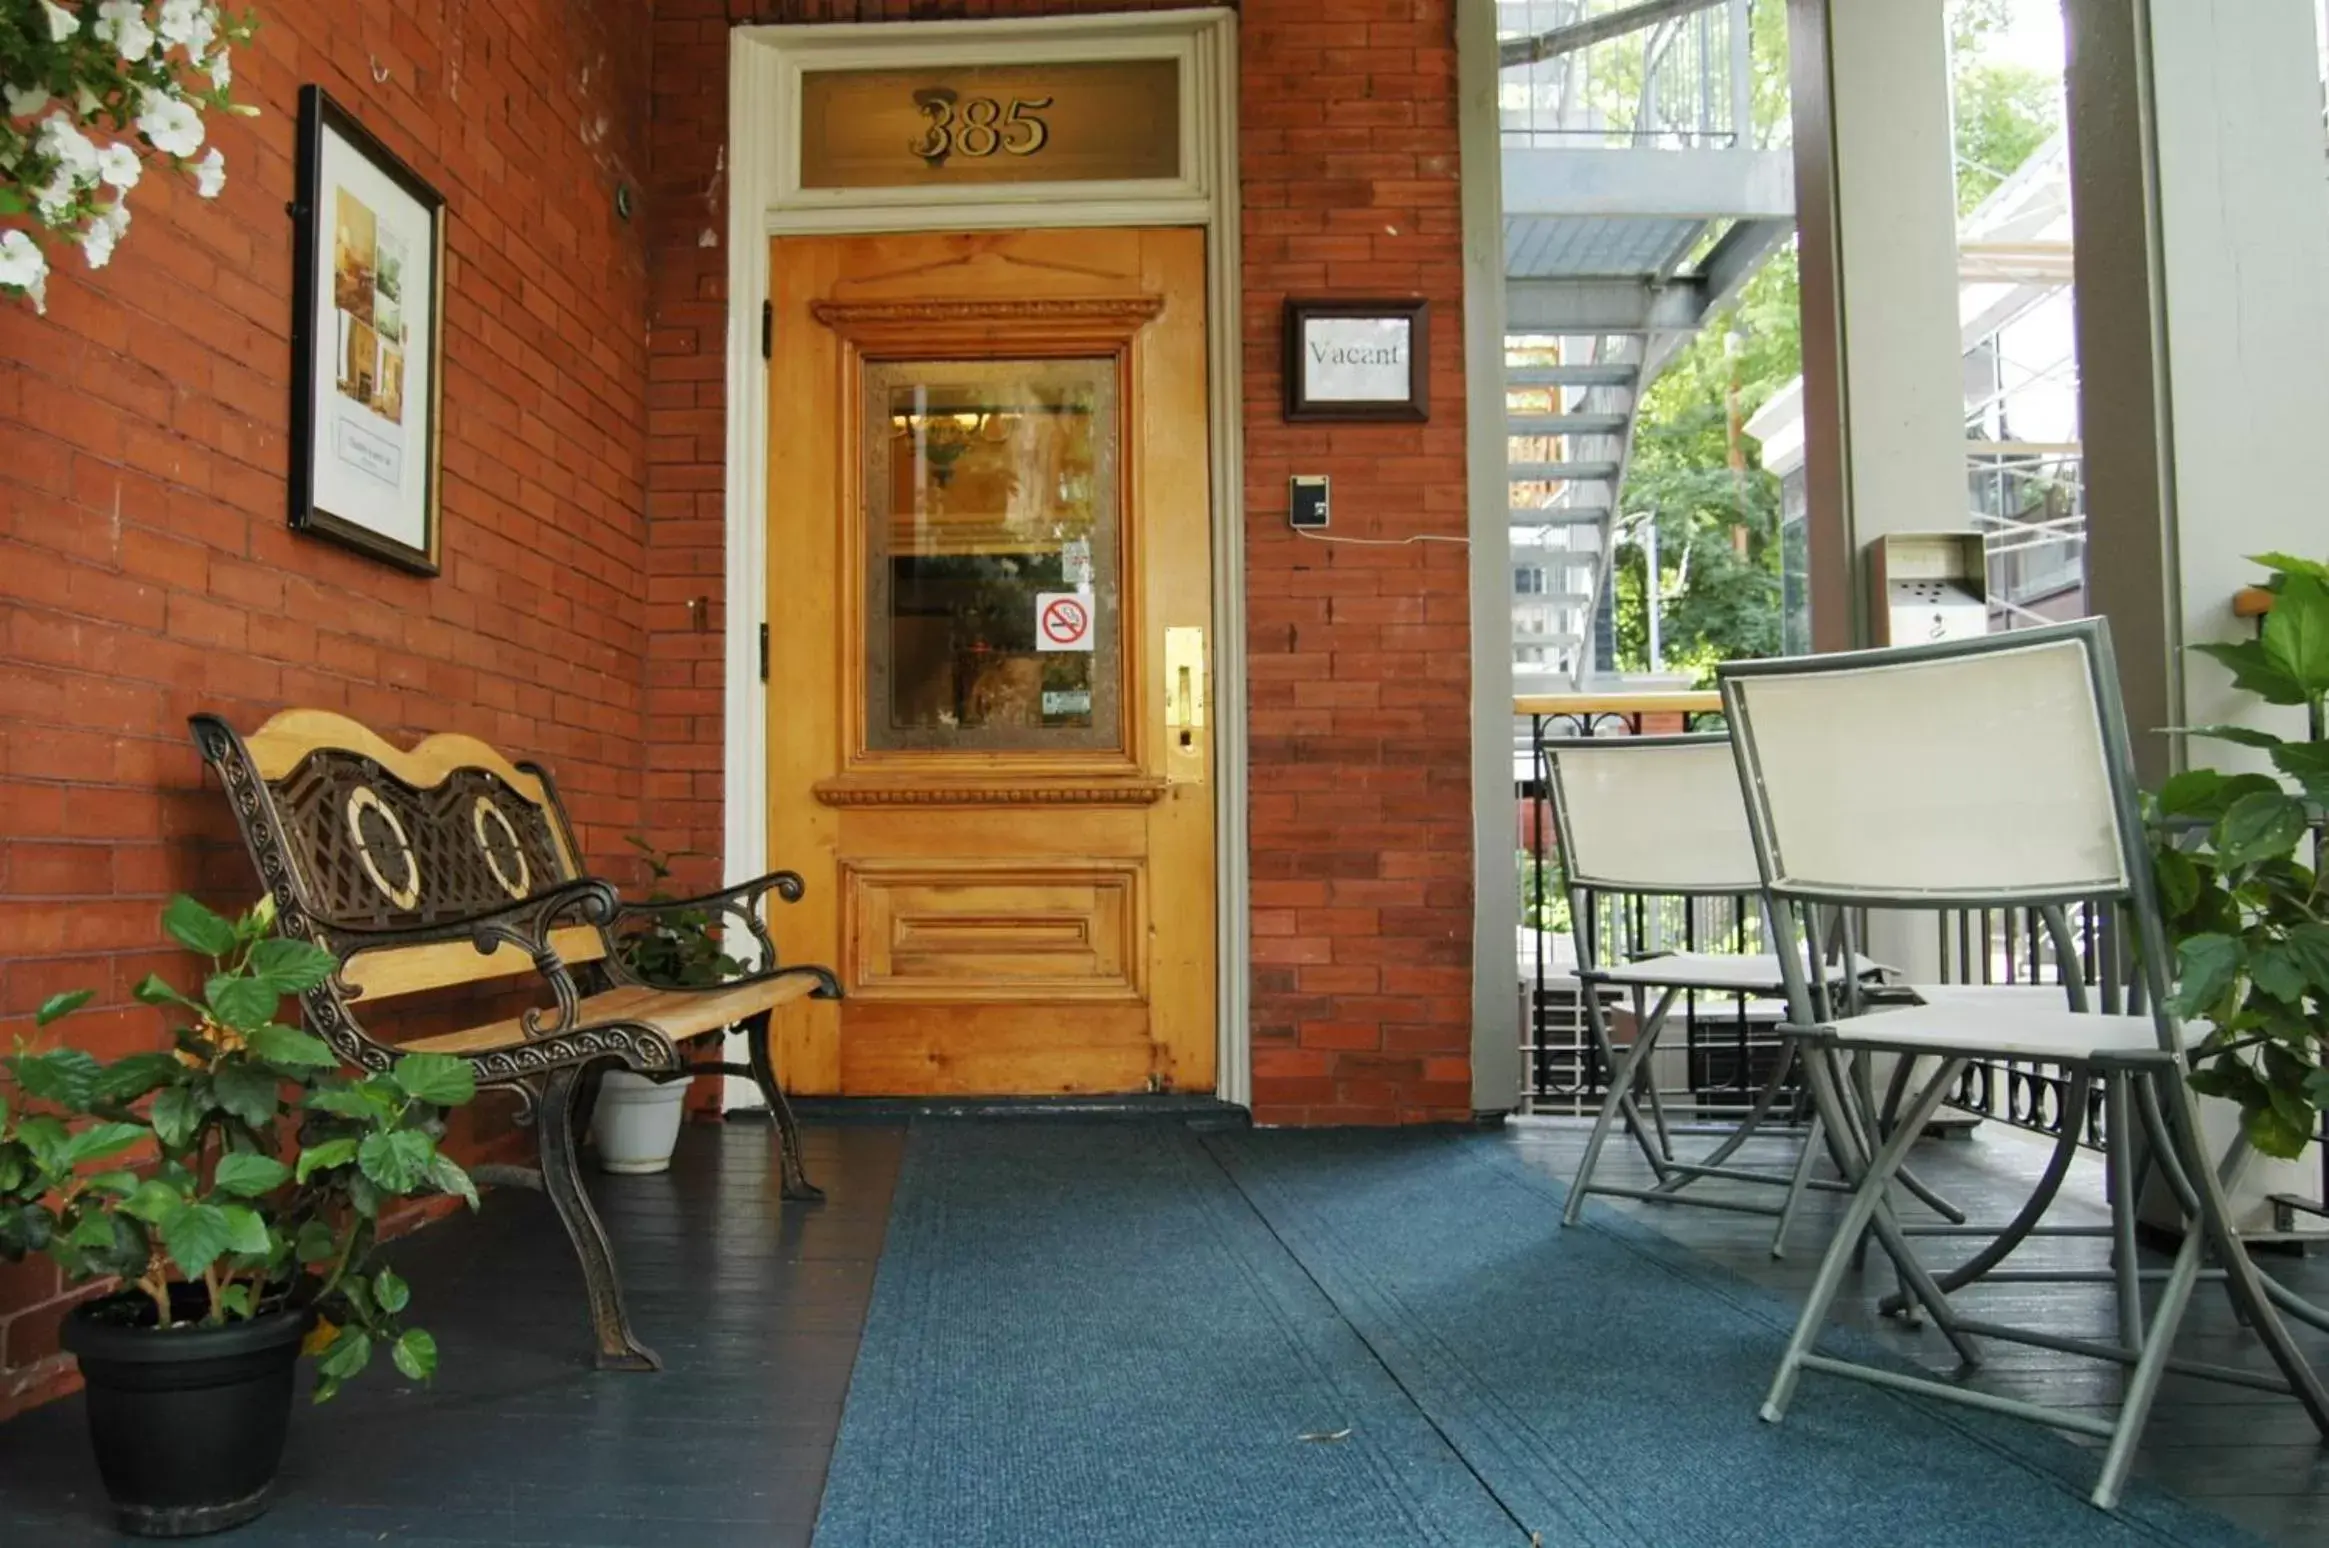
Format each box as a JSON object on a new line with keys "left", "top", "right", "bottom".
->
{"left": 1035, "top": 592, "right": 1095, "bottom": 653}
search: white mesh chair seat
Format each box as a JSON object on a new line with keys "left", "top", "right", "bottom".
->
{"left": 1822, "top": 988, "right": 2192, "bottom": 1063}
{"left": 1588, "top": 951, "right": 1885, "bottom": 995}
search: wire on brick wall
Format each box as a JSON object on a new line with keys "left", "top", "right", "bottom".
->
{"left": 1294, "top": 529, "right": 1471, "bottom": 548}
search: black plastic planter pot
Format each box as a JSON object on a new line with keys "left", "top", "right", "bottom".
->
{"left": 60, "top": 1292, "right": 313, "bottom": 1538}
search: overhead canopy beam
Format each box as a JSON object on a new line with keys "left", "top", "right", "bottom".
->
{"left": 1500, "top": 0, "right": 1730, "bottom": 69}
{"left": 1504, "top": 147, "right": 1794, "bottom": 222}
{"left": 1505, "top": 275, "right": 1712, "bottom": 333}
{"left": 1694, "top": 217, "right": 1794, "bottom": 307}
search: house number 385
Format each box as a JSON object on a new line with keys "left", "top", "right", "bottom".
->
{"left": 909, "top": 89, "right": 1054, "bottom": 166}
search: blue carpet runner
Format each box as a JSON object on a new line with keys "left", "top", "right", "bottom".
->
{"left": 813, "top": 1124, "right": 2260, "bottom": 1547}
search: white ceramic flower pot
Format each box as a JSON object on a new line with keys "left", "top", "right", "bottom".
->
{"left": 593, "top": 1071, "right": 690, "bottom": 1175}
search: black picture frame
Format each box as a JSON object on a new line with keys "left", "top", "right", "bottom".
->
{"left": 289, "top": 86, "right": 446, "bottom": 575}
{"left": 1282, "top": 298, "right": 1429, "bottom": 423}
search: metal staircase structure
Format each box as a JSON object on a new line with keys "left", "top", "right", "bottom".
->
{"left": 1499, "top": 0, "right": 1794, "bottom": 685}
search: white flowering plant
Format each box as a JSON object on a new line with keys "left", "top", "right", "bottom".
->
{"left": 0, "top": 1, "right": 254, "bottom": 311}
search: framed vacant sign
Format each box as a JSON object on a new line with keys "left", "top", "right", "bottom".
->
{"left": 1283, "top": 299, "right": 1429, "bottom": 423}
{"left": 289, "top": 86, "right": 446, "bottom": 574}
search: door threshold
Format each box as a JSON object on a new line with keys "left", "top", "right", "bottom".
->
{"left": 745, "top": 1094, "right": 1252, "bottom": 1129}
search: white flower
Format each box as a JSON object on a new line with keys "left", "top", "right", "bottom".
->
{"left": 103, "top": 196, "right": 129, "bottom": 237}
{"left": 35, "top": 173, "right": 79, "bottom": 222}
{"left": 95, "top": 140, "right": 141, "bottom": 190}
{"left": 40, "top": 2, "right": 79, "bottom": 44}
{"left": 192, "top": 145, "right": 223, "bottom": 198}
{"left": 80, "top": 209, "right": 118, "bottom": 267}
{"left": 37, "top": 112, "right": 101, "bottom": 185}
{"left": 159, "top": 0, "right": 215, "bottom": 53}
{"left": 206, "top": 47, "right": 230, "bottom": 91}
{"left": 0, "top": 229, "right": 50, "bottom": 311}
{"left": 6, "top": 85, "right": 50, "bottom": 118}
{"left": 95, "top": 0, "right": 155, "bottom": 63}
{"left": 134, "top": 89, "right": 203, "bottom": 157}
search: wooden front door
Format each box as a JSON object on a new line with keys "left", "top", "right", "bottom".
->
{"left": 764, "top": 228, "right": 1215, "bottom": 1097}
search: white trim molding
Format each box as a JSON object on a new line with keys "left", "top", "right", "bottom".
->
{"left": 719, "top": 9, "right": 1250, "bottom": 1109}
{"left": 1457, "top": 0, "right": 1520, "bottom": 1115}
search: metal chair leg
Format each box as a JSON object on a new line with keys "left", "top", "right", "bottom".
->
{"left": 1564, "top": 986, "right": 1680, "bottom": 1225}
{"left": 2103, "top": 1071, "right": 2147, "bottom": 1352}
{"left": 1763, "top": 1048, "right": 1975, "bottom": 1425}
{"left": 1770, "top": 1101, "right": 1822, "bottom": 1260}
{"left": 743, "top": 1010, "right": 824, "bottom": 1203}
{"left": 2155, "top": 1073, "right": 2329, "bottom": 1434}
{"left": 537, "top": 1064, "right": 660, "bottom": 1372}
{"left": 1579, "top": 981, "right": 1677, "bottom": 1183}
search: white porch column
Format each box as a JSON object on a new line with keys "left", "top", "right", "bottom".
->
{"left": 2068, "top": 0, "right": 2329, "bottom": 1230}
{"left": 1787, "top": 0, "right": 1966, "bottom": 981}
{"left": 1786, "top": 0, "right": 1968, "bottom": 654}
{"left": 1462, "top": 0, "right": 1522, "bottom": 1116}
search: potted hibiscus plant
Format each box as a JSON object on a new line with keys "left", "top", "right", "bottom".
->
{"left": 0, "top": 895, "right": 479, "bottom": 1536}
{"left": 2152, "top": 554, "right": 2329, "bottom": 1164}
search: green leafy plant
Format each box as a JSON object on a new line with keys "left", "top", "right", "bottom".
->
{"left": 2151, "top": 554, "right": 2329, "bottom": 1158}
{"left": 616, "top": 837, "right": 743, "bottom": 989}
{"left": 0, "top": 895, "right": 478, "bottom": 1400}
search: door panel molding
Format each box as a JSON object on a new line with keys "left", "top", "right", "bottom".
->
{"left": 724, "top": 11, "right": 1248, "bottom": 1108}
{"left": 842, "top": 858, "right": 1146, "bottom": 1003}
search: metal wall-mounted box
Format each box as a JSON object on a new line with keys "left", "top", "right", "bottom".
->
{"left": 1866, "top": 531, "right": 1989, "bottom": 646}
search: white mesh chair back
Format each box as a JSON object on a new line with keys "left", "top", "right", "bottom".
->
{"left": 1546, "top": 736, "right": 1762, "bottom": 895}
{"left": 1720, "top": 628, "right": 2132, "bottom": 906}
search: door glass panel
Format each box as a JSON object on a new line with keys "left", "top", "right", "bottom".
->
{"left": 863, "top": 358, "right": 1121, "bottom": 752}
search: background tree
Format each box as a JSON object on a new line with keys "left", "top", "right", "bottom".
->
{"left": 1600, "top": 0, "right": 2062, "bottom": 681}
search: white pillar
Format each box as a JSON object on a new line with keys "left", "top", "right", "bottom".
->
{"left": 2069, "top": 0, "right": 2329, "bottom": 1232}
{"left": 1787, "top": 0, "right": 1969, "bottom": 653}
{"left": 1462, "top": 0, "right": 1522, "bottom": 1116}
{"left": 1788, "top": 0, "right": 1966, "bottom": 981}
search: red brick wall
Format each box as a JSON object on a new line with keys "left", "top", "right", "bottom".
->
{"left": 0, "top": 0, "right": 655, "bottom": 1420}
{"left": 642, "top": 0, "right": 1473, "bottom": 1126}
{"left": 1238, "top": 0, "right": 1472, "bottom": 1124}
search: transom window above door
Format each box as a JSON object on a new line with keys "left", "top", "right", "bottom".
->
{"left": 861, "top": 358, "right": 1122, "bottom": 753}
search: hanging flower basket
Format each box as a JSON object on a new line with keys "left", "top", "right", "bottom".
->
{"left": 0, "top": 1, "right": 256, "bottom": 311}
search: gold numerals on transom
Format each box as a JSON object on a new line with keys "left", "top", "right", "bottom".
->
{"left": 908, "top": 90, "right": 1053, "bottom": 166}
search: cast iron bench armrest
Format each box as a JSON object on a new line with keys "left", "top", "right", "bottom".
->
{"left": 327, "top": 877, "right": 621, "bottom": 1041}
{"left": 608, "top": 870, "right": 820, "bottom": 991}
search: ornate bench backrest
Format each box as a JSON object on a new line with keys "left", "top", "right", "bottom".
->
{"left": 191, "top": 710, "right": 610, "bottom": 1019}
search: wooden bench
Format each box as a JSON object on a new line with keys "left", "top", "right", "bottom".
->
{"left": 191, "top": 708, "right": 840, "bottom": 1371}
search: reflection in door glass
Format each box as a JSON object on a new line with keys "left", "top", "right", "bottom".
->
{"left": 863, "top": 358, "right": 1120, "bottom": 751}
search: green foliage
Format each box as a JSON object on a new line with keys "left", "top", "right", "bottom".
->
{"left": 615, "top": 837, "right": 745, "bottom": 989}
{"left": 1518, "top": 851, "right": 1571, "bottom": 935}
{"left": 1607, "top": 253, "right": 1797, "bottom": 683}
{"left": 2151, "top": 561, "right": 2329, "bottom": 1159}
{"left": 1947, "top": 0, "right": 2063, "bottom": 213}
{"left": 0, "top": 897, "right": 478, "bottom": 1402}
{"left": 1604, "top": 1, "right": 2062, "bottom": 679}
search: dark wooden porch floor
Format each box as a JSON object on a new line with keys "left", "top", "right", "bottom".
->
{"left": 0, "top": 1115, "right": 2324, "bottom": 1544}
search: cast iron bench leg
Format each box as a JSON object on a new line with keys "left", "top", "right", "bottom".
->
{"left": 538, "top": 1062, "right": 662, "bottom": 1371}
{"left": 742, "top": 1008, "right": 824, "bottom": 1203}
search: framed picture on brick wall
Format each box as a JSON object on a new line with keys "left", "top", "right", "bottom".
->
{"left": 1283, "top": 299, "right": 1429, "bottom": 423}
{"left": 289, "top": 86, "right": 446, "bottom": 575}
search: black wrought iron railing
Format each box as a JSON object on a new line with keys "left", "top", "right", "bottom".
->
{"left": 1931, "top": 902, "right": 2117, "bottom": 1150}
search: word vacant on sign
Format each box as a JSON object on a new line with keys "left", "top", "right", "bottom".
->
{"left": 798, "top": 60, "right": 1181, "bottom": 189}
{"left": 1036, "top": 593, "right": 1095, "bottom": 653}
{"left": 1284, "top": 300, "right": 1431, "bottom": 423}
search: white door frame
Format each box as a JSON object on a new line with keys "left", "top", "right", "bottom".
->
{"left": 718, "top": 9, "right": 1251, "bottom": 1107}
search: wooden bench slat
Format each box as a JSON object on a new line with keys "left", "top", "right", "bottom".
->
{"left": 400, "top": 976, "right": 822, "bottom": 1058}
{"left": 340, "top": 926, "right": 609, "bottom": 1001}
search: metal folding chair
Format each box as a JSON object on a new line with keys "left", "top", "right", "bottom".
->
{"left": 1721, "top": 618, "right": 2329, "bottom": 1510}
{"left": 1548, "top": 734, "right": 1908, "bottom": 1257}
